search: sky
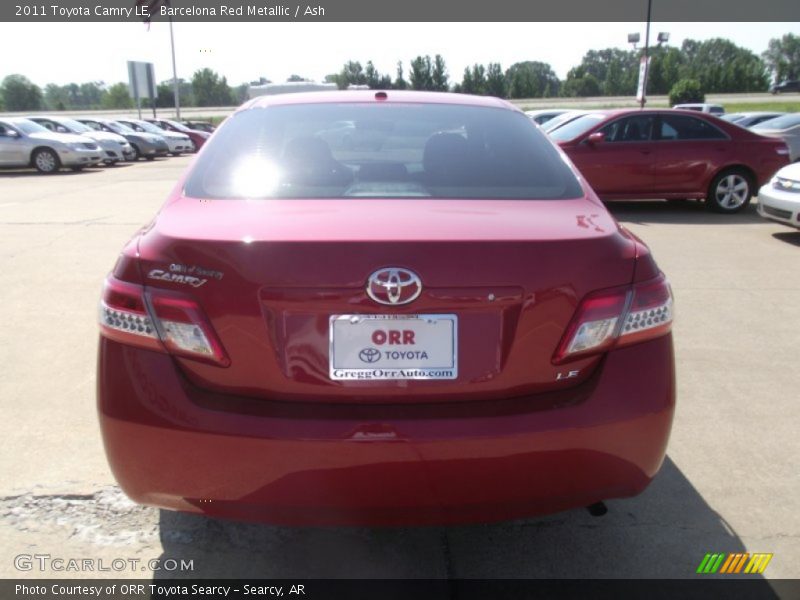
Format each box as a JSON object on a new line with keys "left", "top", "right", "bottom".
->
{"left": 0, "top": 22, "right": 796, "bottom": 88}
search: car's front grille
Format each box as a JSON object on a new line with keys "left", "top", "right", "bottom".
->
{"left": 763, "top": 205, "right": 793, "bottom": 219}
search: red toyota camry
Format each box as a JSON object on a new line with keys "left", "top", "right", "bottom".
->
{"left": 549, "top": 109, "right": 790, "bottom": 213}
{"left": 98, "top": 91, "right": 675, "bottom": 526}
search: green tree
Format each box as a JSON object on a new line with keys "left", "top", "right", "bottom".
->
{"left": 505, "top": 61, "right": 560, "bottom": 98}
{"left": 460, "top": 64, "right": 486, "bottom": 95}
{"left": 191, "top": 68, "right": 234, "bottom": 106}
{"left": 568, "top": 48, "right": 637, "bottom": 96}
{"left": 44, "top": 84, "right": 70, "bottom": 111}
{"left": 151, "top": 80, "right": 194, "bottom": 109}
{"left": 680, "top": 38, "right": 768, "bottom": 93}
{"left": 0, "top": 74, "right": 43, "bottom": 110}
{"left": 669, "top": 78, "right": 704, "bottom": 105}
{"left": 393, "top": 61, "right": 408, "bottom": 90}
{"left": 763, "top": 33, "right": 800, "bottom": 82}
{"left": 485, "top": 62, "right": 506, "bottom": 98}
{"left": 363, "top": 61, "right": 391, "bottom": 89}
{"left": 431, "top": 55, "right": 449, "bottom": 91}
{"left": 102, "top": 83, "right": 133, "bottom": 109}
{"left": 409, "top": 56, "right": 433, "bottom": 90}
{"left": 647, "top": 46, "right": 685, "bottom": 95}
{"left": 561, "top": 68, "right": 601, "bottom": 97}
{"left": 287, "top": 74, "right": 310, "bottom": 82}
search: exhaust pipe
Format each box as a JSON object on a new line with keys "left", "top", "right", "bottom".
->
{"left": 586, "top": 501, "right": 608, "bottom": 517}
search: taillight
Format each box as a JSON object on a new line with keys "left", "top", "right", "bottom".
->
{"left": 99, "top": 277, "right": 229, "bottom": 367}
{"left": 553, "top": 274, "right": 673, "bottom": 364}
{"left": 99, "top": 278, "right": 161, "bottom": 351}
{"left": 148, "top": 294, "right": 230, "bottom": 366}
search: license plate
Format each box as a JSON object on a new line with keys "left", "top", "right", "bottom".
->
{"left": 329, "top": 314, "right": 458, "bottom": 381}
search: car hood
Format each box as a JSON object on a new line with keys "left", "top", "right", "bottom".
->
{"left": 775, "top": 162, "right": 800, "bottom": 180}
{"left": 158, "top": 131, "right": 190, "bottom": 140}
{"left": 27, "top": 132, "right": 96, "bottom": 145}
{"left": 84, "top": 131, "right": 128, "bottom": 144}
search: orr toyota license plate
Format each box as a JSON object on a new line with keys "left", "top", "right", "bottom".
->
{"left": 329, "top": 314, "right": 458, "bottom": 380}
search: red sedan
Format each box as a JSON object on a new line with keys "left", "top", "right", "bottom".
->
{"left": 550, "top": 109, "right": 790, "bottom": 213}
{"left": 98, "top": 91, "right": 675, "bottom": 526}
{"left": 145, "top": 118, "right": 210, "bottom": 151}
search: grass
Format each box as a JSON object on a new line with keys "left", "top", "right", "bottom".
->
{"left": 722, "top": 102, "right": 799, "bottom": 113}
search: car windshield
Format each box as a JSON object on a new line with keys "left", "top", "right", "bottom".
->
{"left": 164, "top": 120, "right": 191, "bottom": 132}
{"left": 541, "top": 112, "right": 584, "bottom": 133}
{"left": 108, "top": 121, "right": 134, "bottom": 133}
{"left": 132, "top": 121, "right": 167, "bottom": 134}
{"left": 57, "top": 118, "right": 93, "bottom": 133}
{"left": 752, "top": 114, "right": 800, "bottom": 130}
{"left": 11, "top": 119, "right": 49, "bottom": 134}
{"left": 184, "top": 103, "right": 583, "bottom": 200}
{"left": 548, "top": 114, "right": 607, "bottom": 141}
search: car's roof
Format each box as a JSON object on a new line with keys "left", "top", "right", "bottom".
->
{"left": 240, "top": 90, "right": 517, "bottom": 112}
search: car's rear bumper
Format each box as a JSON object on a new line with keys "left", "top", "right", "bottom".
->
{"left": 98, "top": 335, "right": 675, "bottom": 526}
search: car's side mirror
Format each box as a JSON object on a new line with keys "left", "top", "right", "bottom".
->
{"left": 586, "top": 132, "right": 606, "bottom": 145}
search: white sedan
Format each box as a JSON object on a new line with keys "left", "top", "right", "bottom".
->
{"left": 758, "top": 163, "right": 800, "bottom": 229}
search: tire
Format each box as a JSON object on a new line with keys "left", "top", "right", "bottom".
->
{"left": 171, "top": 152, "right": 180, "bottom": 157}
{"left": 145, "top": 156, "right": 156, "bottom": 161}
{"left": 707, "top": 169, "right": 753, "bottom": 214}
{"left": 32, "top": 148, "right": 61, "bottom": 174}
{"left": 130, "top": 144, "right": 141, "bottom": 161}
{"left": 70, "top": 166, "right": 85, "bottom": 172}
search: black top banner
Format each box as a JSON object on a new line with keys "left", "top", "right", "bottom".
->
{"left": 3, "top": 0, "right": 800, "bottom": 22}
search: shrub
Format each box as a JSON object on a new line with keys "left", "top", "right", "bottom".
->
{"left": 669, "top": 79, "right": 704, "bottom": 105}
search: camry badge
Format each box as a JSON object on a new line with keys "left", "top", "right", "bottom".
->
{"left": 366, "top": 268, "right": 422, "bottom": 306}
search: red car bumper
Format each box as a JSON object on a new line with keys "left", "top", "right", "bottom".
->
{"left": 98, "top": 335, "right": 675, "bottom": 526}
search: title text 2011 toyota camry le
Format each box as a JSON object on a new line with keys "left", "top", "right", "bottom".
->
{"left": 98, "top": 91, "right": 675, "bottom": 526}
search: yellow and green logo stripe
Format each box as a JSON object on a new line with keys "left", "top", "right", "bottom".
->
{"left": 696, "top": 553, "right": 773, "bottom": 574}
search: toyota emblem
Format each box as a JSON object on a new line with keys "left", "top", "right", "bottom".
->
{"left": 366, "top": 268, "right": 422, "bottom": 306}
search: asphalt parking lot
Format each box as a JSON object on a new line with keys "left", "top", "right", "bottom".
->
{"left": 0, "top": 157, "right": 798, "bottom": 582}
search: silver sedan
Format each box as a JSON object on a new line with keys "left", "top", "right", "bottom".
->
{"left": 0, "top": 118, "right": 103, "bottom": 173}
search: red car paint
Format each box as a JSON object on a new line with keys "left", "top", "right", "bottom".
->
{"left": 98, "top": 91, "right": 675, "bottom": 525}
{"left": 145, "top": 118, "right": 209, "bottom": 150}
{"left": 553, "top": 109, "right": 789, "bottom": 207}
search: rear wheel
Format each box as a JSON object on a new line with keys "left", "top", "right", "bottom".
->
{"left": 145, "top": 156, "right": 156, "bottom": 161}
{"left": 130, "top": 144, "right": 141, "bottom": 161}
{"left": 32, "top": 148, "right": 60, "bottom": 174}
{"left": 707, "top": 169, "right": 753, "bottom": 214}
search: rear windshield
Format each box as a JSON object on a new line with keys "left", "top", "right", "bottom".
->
{"left": 184, "top": 103, "right": 583, "bottom": 200}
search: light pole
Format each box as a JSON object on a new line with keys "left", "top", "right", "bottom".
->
{"left": 168, "top": 15, "right": 181, "bottom": 120}
{"left": 628, "top": 1, "right": 669, "bottom": 109}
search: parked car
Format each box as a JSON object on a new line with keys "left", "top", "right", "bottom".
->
{"left": 98, "top": 90, "right": 676, "bottom": 526}
{"left": 720, "top": 112, "right": 786, "bottom": 129}
{"left": 757, "top": 162, "right": 800, "bottom": 228}
{"left": 549, "top": 109, "right": 790, "bottom": 213}
{"left": 769, "top": 80, "right": 800, "bottom": 94}
{"left": 0, "top": 117, "right": 103, "bottom": 173}
{"left": 751, "top": 113, "right": 800, "bottom": 162}
{"left": 525, "top": 109, "right": 571, "bottom": 125}
{"left": 672, "top": 103, "right": 725, "bottom": 116}
{"left": 116, "top": 119, "right": 193, "bottom": 156}
{"left": 27, "top": 115, "right": 135, "bottom": 164}
{"left": 182, "top": 120, "right": 215, "bottom": 133}
{"left": 145, "top": 118, "right": 210, "bottom": 150}
{"left": 77, "top": 118, "right": 169, "bottom": 160}
{"left": 541, "top": 110, "right": 588, "bottom": 133}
